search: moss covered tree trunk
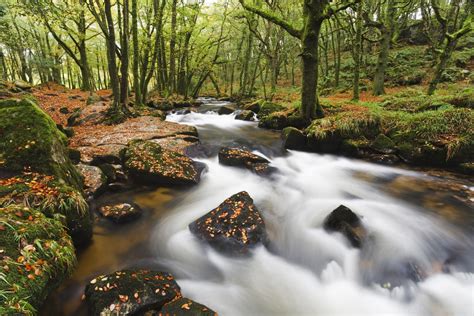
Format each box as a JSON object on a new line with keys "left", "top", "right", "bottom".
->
{"left": 352, "top": 2, "right": 363, "bottom": 101}
{"left": 132, "top": 0, "right": 141, "bottom": 105}
{"left": 301, "top": 17, "right": 322, "bottom": 121}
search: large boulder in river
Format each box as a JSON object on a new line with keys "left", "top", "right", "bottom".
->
{"left": 235, "top": 110, "right": 255, "bottom": 121}
{"left": 157, "top": 297, "right": 217, "bottom": 316}
{"left": 283, "top": 127, "right": 307, "bottom": 150}
{"left": 218, "top": 147, "right": 274, "bottom": 175}
{"left": 217, "top": 105, "right": 235, "bottom": 115}
{"left": 323, "top": 205, "right": 367, "bottom": 248}
{"left": 84, "top": 270, "right": 181, "bottom": 316}
{"left": 124, "top": 140, "right": 201, "bottom": 186}
{"left": 189, "top": 191, "right": 267, "bottom": 255}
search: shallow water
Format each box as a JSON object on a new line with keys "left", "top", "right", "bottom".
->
{"left": 45, "top": 99, "right": 474, "bottom": 315}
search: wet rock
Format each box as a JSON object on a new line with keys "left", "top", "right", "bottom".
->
{"left": 217, "top": 105, "right": 235, "bottom": 115}
{"left": 243, "top": 100, "right": 261, "bottom": 113}
{"left": 189, "top": 191, "right": 267, "bottom": 255}
{"left": 99, "top": 163, "right": 128, "bottom": 183}
{"left": 124, "top": 140, "right": 201, "bottom": 186}
{"left": 235, "top": 110, "right": 255, "bottom": 121}
{"left": 323, "top": 205, "right": 367, "bottom": 248}
{"left": 98, "top": 203, "right": 142, "bottom": 223}
{"left": 218, "top": 147, "right": 273, "bottom": 175}
{"left": 371, "top": 134, "right": 396, "bottom": 154}
{"left": 218, "top": 147, "right": 269, "bottom": 167}
{"left": 368, "top": 154, "right": 401, "bottom": 165}
{"left": 76, "top": 164, "right": 107, "bottom": 198}
{"left": 282, "top": 127, "right": 307, "bottom": 150}
{"left": 156, "top": 297, "right": 217, "bottom": 316}
{"left": 84, "top": 270, "right": 181, "bottom": 316}
{"left": 68, "top": 148, "right": 82, "bottom": 164}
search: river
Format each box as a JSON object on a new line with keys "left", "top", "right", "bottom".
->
{"left": 45, "top": 98, "right": 474, "bottom": 315}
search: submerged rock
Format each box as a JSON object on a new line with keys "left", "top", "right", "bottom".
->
{"left": 323, "top": 205, "right": 367, "bottom": 248}
{"left": 98, "top": 203, "right": 142, "bottom": 223}
{"left": 77, "top": 164, "right": 107, "bottom": 198}
{"left": 218, "top": 147, "right": 273, "bottom": 175}
{"left": 189, "top": 191, "right": 267, "bottom": 255}
{"left": 84, "top": 270, "right": 181, "bottom": 316}
{"left": 124, "top": 140, "right": 201, "bottom": 186}
{"left": 156, "top": 297, "right": 217, "bottom": 316}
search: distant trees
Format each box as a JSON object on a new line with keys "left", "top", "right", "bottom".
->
{"left": 239, "top": 0, "right": 361, "bottom": 121}
{"left": 427, "top": 0, "right": 473, "bottom": 95}
{"left": 0, "top": 0, "right": 472, "bottom": 117}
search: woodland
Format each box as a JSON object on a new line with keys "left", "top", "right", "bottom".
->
{"left": 0, "top": 0, "right": 473, "bottom": 315}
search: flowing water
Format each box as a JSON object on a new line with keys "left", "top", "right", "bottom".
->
{"left": 46, "top": 98, "right": 474, "bottom": 315}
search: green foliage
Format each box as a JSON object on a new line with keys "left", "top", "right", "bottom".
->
{"left": 0, "top": 205, "right": 75, "bottom": 315}
{"left": 0, "top": 172, "right": 91, "bottom": 245}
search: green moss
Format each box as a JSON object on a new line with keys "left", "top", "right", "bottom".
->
{"left": 258, "top": 101, "right": 284, "bottom": 118}
{"left": 0, "top": 98, "right": 82, "bottom": 189}
{"left": 307, "top": 110, "right": 381, "bottom": 140}
{"left": 0, "top": 205, "right": 75, "bottom": 315}
{"left": 0, "top": 173, "right": 92, "bottom": 245}
{"left": 306, "top": 102, "right": 473, "bottom": 165}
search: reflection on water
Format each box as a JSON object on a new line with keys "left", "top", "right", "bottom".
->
{"left": 43, "top": 99, "right": 474, "bottom": 315}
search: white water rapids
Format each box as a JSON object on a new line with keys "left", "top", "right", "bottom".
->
{"left": 150, "top": 101, "right": 474, "bottom": 316}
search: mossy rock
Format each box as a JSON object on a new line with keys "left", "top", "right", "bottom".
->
{"left": 84, "top": 270, "right": 181, "bottom": 316}
{"left": 243, "top": 100, "right": 262, "bottom": 113}
{"left": 124, "top": 140, "right": 201, "bottom": 186}
{"left": 257, "top": 101, "right": 284, "bottom": 118}
{"left": 0, "top": 98, "right": 82, "bottom": 189}
{"left": 157, "top": 297, "right": 217, "bottom": 316}
{"left": 0, "top": 205, "right": 75, "bottom": 315}
{"left": 282, "top": 127, "right": 307, "bottom": 150}
{"left": 0, "top": 172, "right": 92, "bottom": 246}
{"left": 371, "top": 134, "right": 396, "bottom": 154}
{"left": 259, "top": 108, "right": 305, "bottom": 130}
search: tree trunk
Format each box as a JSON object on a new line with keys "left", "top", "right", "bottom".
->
{"left": 428, "top": 39, "right": 456, "bottom": 95}
{"left": 169, "top": 0, "right": 178, "bottom": 93}
{"left": 105, "top": 0, "right": 120, "bottom": 109}
{"left": 301, "top": 17, "right": 323, "bottom": 121}
{"left": 132, "top": 0, "right": 141, "bottom": 105}
{"left": 353, "top": 2, "right": 363, "bottom": 101}
{"left": 119, "top": 0, "right": 130, "bottom": 108}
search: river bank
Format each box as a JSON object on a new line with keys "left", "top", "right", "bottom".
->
{"left": 1, "top": 81, "right": 473, "bottom": 315}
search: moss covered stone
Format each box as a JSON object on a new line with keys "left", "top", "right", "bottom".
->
{"left": 282, "top": 127, "right": 307, "bottom": 150}
{"left": 84, "top": 270, "right": 181, "bottom": 316}
{"left": 304, "top": 105, "right": 473, "bottom": 167}
{"left": 158, "top": 297, "right": 217, "bottom": 316}
{"left": 257, "top": 101, "right": 284, "bottom": 118}
{"left": 0, "top": 172, "right": 92, "bottom": 245}
{"left": 124, "top": 140, "right": 201, "bottom": 186}
{"left": 0, "top": 98, "right": 82, "bottom": 189}
{"left": 0, "top": 205, "right": 75, "bottom": 315}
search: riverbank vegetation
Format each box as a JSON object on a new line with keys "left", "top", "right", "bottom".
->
{"left": 0, "top": 0, "right": 473, "bottom": 314}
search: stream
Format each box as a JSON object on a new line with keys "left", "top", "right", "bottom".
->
{"left": 46, "top": 98, "right": 474, "bottom": 315}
